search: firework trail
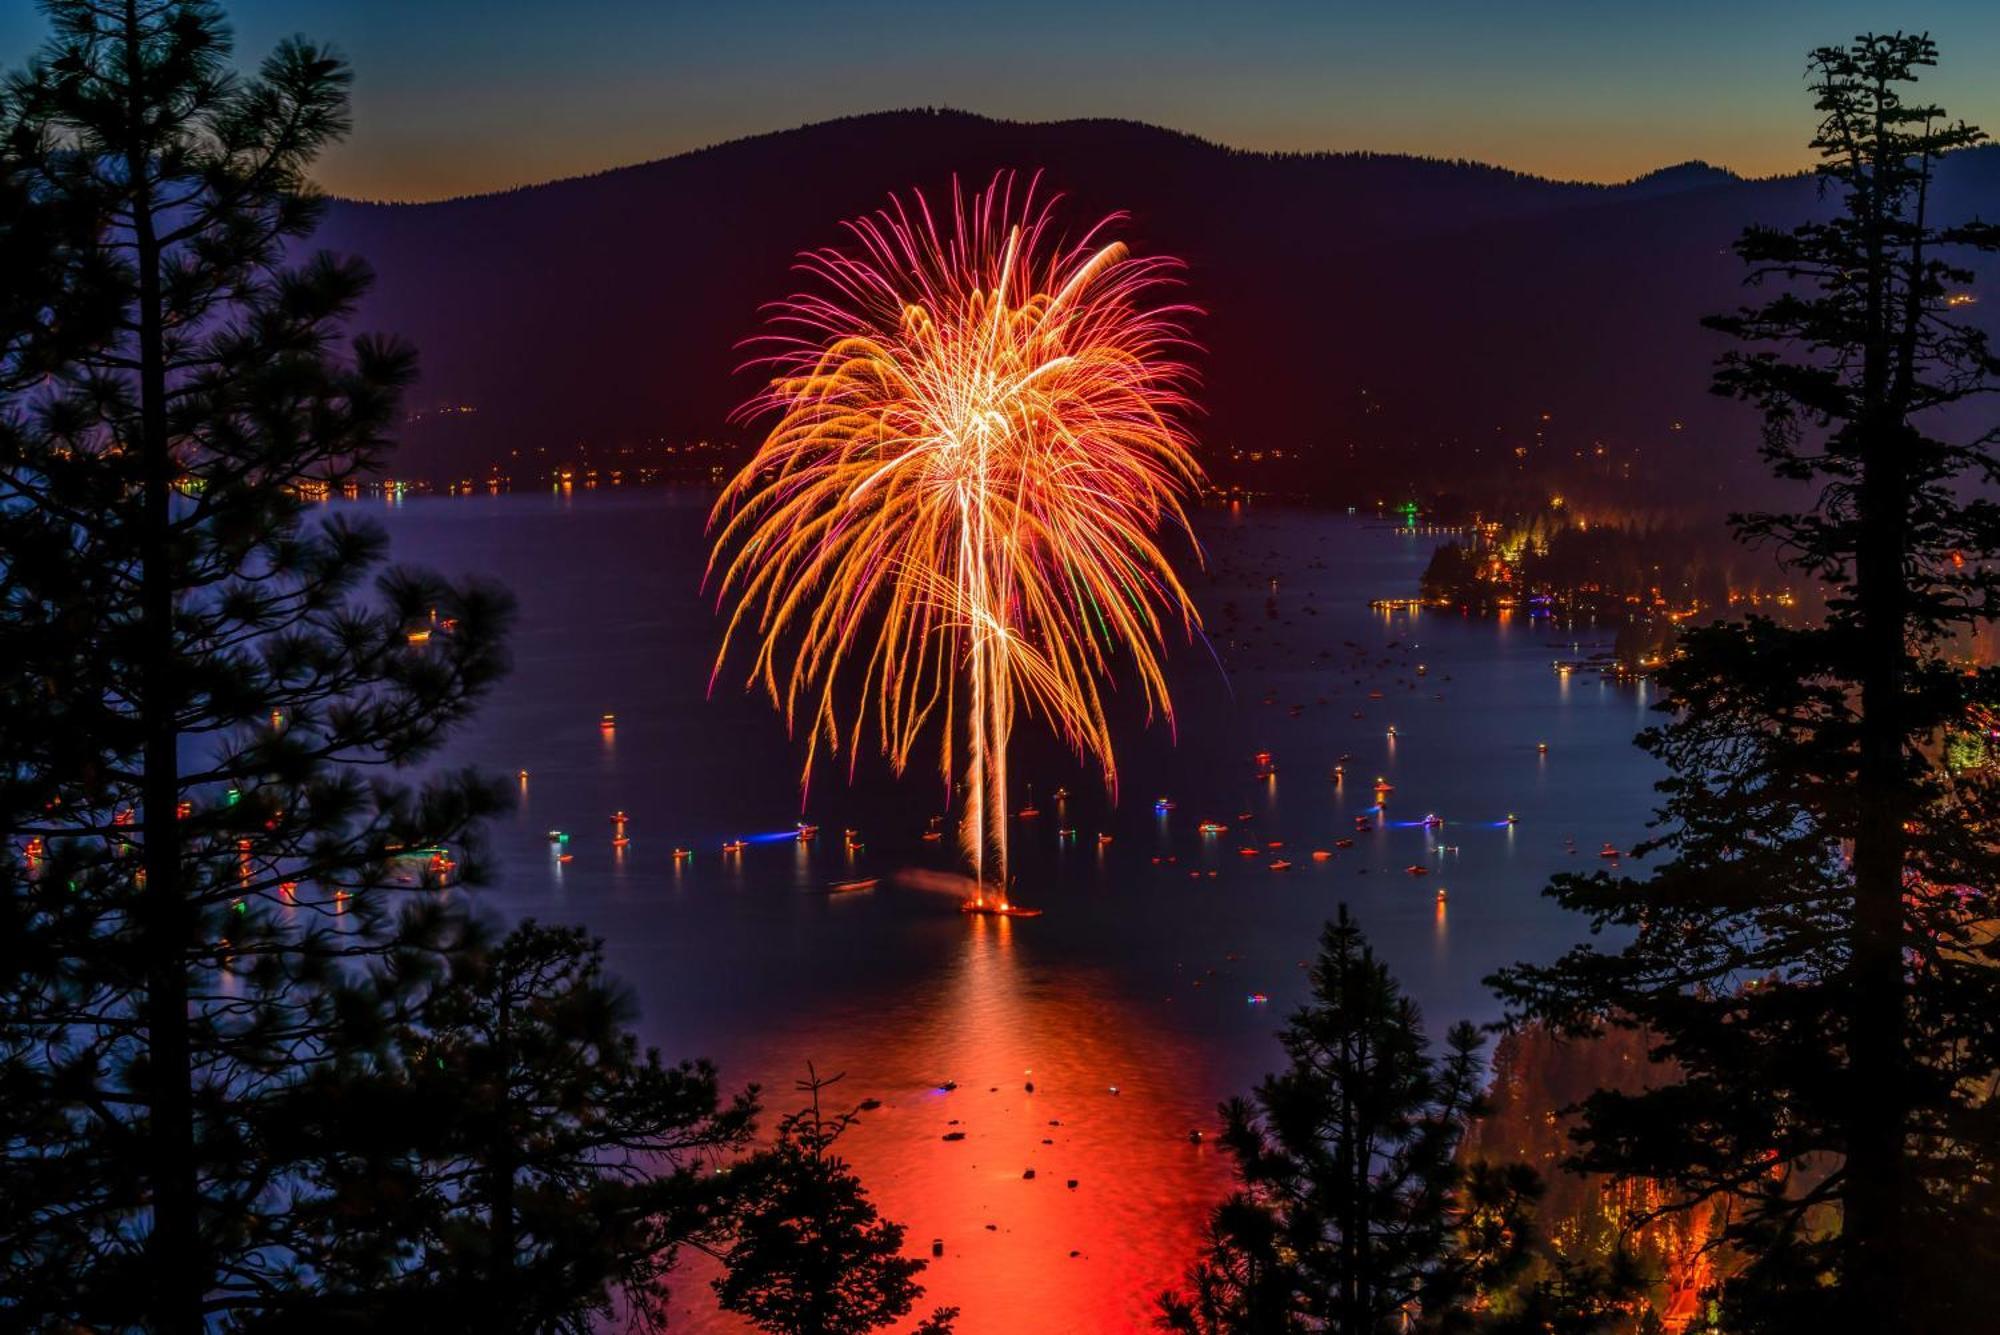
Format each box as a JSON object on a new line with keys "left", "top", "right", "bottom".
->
{"left": 707, "top": 170, "right": 1203, "bottom": 904}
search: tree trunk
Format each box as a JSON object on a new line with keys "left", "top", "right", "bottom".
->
{"left": 125, "top": 6, "right": 200, "bottom": 1328}
{"left": 489, "top": 990, "right": 517, "bottom": 1326}
{"left": 1844, "top": 122, "right": 1909, "bottom": 1325}
{"left": 1339, "top": 1042, "right": 1366, "bottom": 1331}
{"left": 1848, "top": 441, "right": 1908, "bottom": 1332}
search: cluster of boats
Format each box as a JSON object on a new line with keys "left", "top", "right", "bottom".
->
{"left": 535, "top": 675, "right": 1621, "bottom": 917}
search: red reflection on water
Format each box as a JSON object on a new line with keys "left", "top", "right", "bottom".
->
{"left": 677, "top": 914, "right": 1231, "bottom": 1332}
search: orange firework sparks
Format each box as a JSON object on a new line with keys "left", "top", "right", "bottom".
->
{"left": 707, "top": 171, "right": 1204, "bottom": 901}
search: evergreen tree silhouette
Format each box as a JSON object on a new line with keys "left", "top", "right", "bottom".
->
{"left": 1159, "top": 908, "right": 1516, "bottom": 1333}
{"left": 716, "top": 1065, "right": 956, "bottom": 1335}
{"left": 2, "top": 3, "right": 509, "bottom": 1326}
{"left": 1494, "top": 32, "right": 2000, "bottom": 1334}
{"left": 274, "top": 921, "right": 760, "bottom": 1332}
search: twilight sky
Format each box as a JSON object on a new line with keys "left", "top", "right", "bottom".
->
{"left": 6, "top": 1, "right": 1998, "bottom": 202}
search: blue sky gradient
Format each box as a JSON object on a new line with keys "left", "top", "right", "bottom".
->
{"left": 6, "top": 1, "right": 1997, "bottom": 200}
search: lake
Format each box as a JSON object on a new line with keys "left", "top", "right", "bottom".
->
{"left": 364, "top": 488, "right": 1662, "bottom": 1332}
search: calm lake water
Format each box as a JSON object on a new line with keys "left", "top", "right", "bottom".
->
{"left": 365, "top": 489, "right": 1662, "bottom": 1332}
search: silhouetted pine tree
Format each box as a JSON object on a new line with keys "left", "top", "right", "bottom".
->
{"left": 1473, "top": 1249, "right": 1656, "bottom": 1335}
{"left": 1493, "top": 32, "right": 2000, "bottom": 1335}
{"left": 273, "top": 921, "right": 760, "bottom": 1332}
{"left": 0, "top": 70, "right": 116, "bottom": 387}
{"left": 1157, "top": 908, "right": 1510, "bottom": 1333}
{"left": 1, "top": 3, "right": 509, "bottom": 1327}
{"left": 716, "top": 1066, "right": 956, "bottom": 1335}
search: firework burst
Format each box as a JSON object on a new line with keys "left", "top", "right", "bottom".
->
{"left": 707, "top": 171, "right": 1203, "bottom": 902}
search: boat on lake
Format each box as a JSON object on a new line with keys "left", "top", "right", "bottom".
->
{"left": 960, "top": 899, "right": 1043, "bottom": 918}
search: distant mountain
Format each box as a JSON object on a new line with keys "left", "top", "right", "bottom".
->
{"left": 314, "top": 111, "right": 2000, "bottom": 507}
{"left": 1607, "top": 160, "right": 1742, "bottom": 200}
